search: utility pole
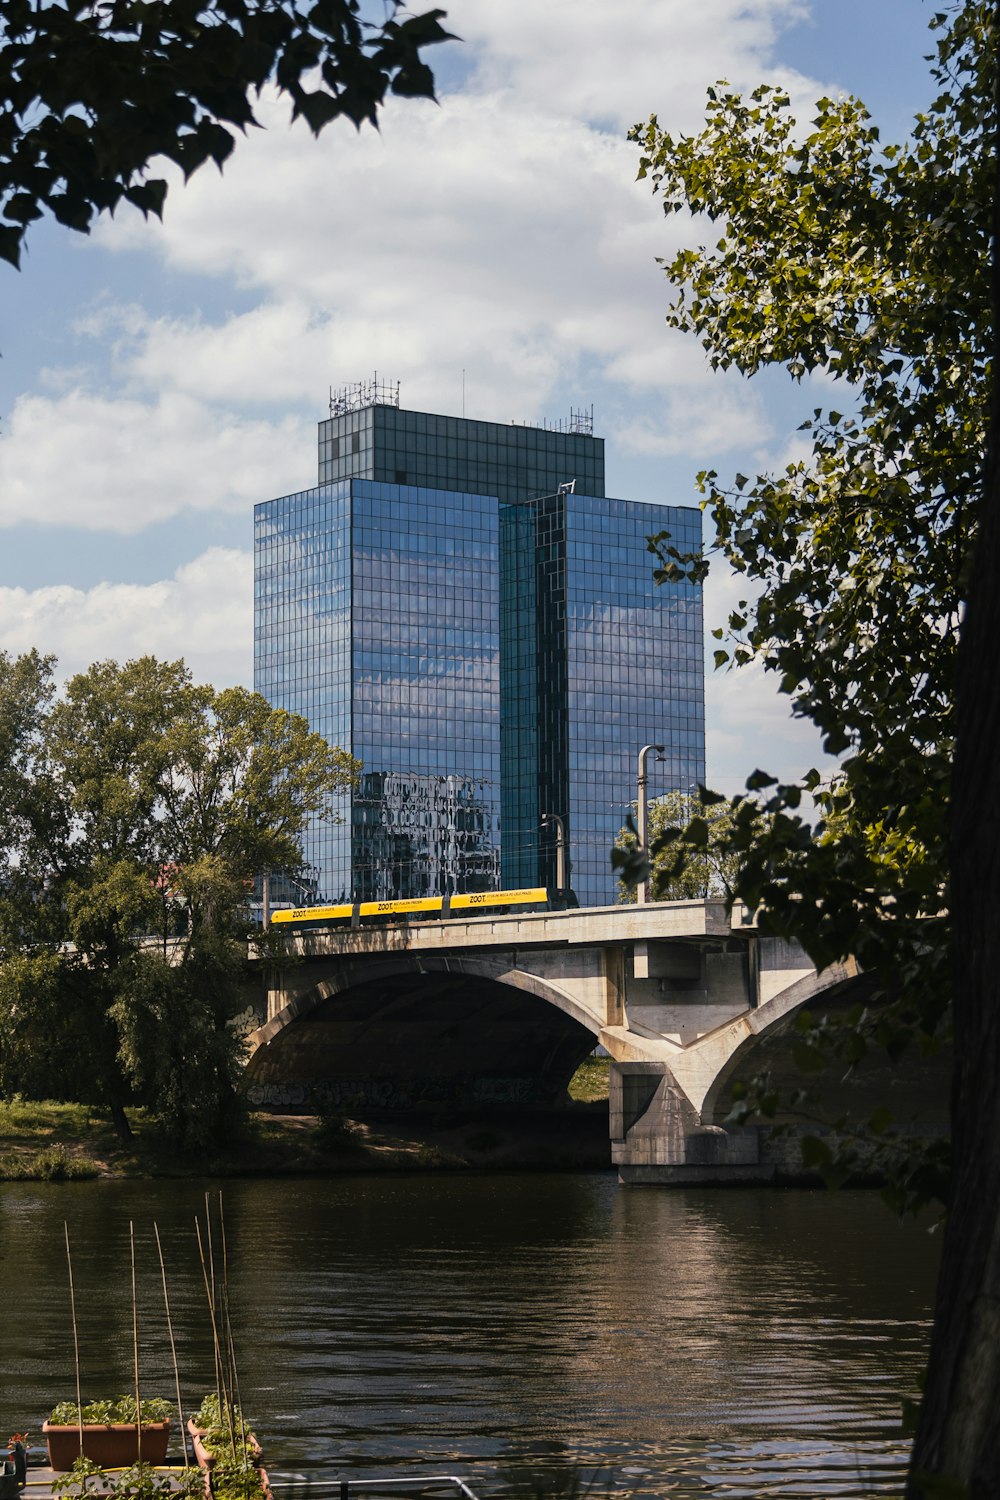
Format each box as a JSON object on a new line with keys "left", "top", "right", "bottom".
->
{"left": 636, "top": 744, "right": 665, "bottom": 904}
{"left": 541, "top": 812, "right": 567, "bottom": 898}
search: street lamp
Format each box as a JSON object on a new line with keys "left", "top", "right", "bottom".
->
{"left": 541, "top": 812, "right": 567, "bottom": 897}
{"left": 636, "top": 744, "right": 665, "bottom": 904}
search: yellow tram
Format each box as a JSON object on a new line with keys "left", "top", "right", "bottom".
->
{"left": 269, "top": 886, "right": 550, "bottom": 928}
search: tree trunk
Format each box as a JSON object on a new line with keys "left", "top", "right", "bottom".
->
{"left": 908, "top": 11, "right": 1000, "bottom": 1494}
{"left": 108, "top": 1100, "right": 134, "bottom": 1143}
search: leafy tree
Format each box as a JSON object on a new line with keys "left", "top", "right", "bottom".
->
{"left": 614, "top": 789, "right": 747, "bottom": 901}
{"left": 0, "top": 652, "right": 358, "bottom": 1148}
{"left": 0, "top": 0, "right": 453, "bottom": 268}
{"left": 630, "top": 3, "right": 998, "bottom": 1491}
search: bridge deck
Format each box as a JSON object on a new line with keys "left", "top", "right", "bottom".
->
{"left": 270, "top": 898, "right": 753, "bottom": 957}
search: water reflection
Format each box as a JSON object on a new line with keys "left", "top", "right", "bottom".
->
{"left": 0, "top": 1176, "right": 937, "bottom": 1497}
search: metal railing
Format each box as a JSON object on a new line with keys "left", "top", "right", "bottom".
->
{"left": 269, "top": 1477, "right": 480, "bottom": 1500}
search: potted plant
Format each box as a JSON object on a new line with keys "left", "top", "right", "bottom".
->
{"left": 51, "top": 1456, "right": 106, "bottom": 1497}
{"left": 209, "top": 1452, "right": 268, "bottom": 1500}
{"left": 187, "top": 1399, "right": 259, "bottom": 1473}
{"left": 210, "top": 1459, "right": 269, "bottom": 1500}
{"left": 108, "top": 1463, "right": 208, "bottom": 1500}
{"left": 53, "top": 1459, "right": 208, "bottom": 1500}
{"left": 43, "top": 1399, "right": 173, "bottom": 1472}
{"left": 6, "top": 1434, "right": 28, "bottom": 1487}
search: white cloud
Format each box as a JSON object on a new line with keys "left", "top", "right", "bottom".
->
{"left": 615, "top": 384, "right": 770, "bottom": 459}
{"left": 445, "top": 0, "right": 817, "bottom": 134}
{"left": 1, "top": 0, "right": 845, "bottom": 792}
{"left": 706, "top": 659, "right": 834, "bottom": 795}
{"left": 78, "top": 89, "right": 762, "bottom": 487}
{"left": 0, "top": 549, "right": 252, "bottom": 686}
{"left": 701, "top": 550, "right": 837, "bottom": 794}
{"left": 95, "top": 95, "right": 670, "bottom": 416}
{"left": 0, "top": 389, "right": 310, "bottom": 532}
{"left": 79, "top": 0, "right": 826, "bottom": 445}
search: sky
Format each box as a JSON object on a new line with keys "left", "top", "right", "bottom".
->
{"left": 0, "top": 0, "right": 937, "bottom": 794}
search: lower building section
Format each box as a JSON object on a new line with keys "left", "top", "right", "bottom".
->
{"left": 352, "top": 771, "right": 500, "bottom": 901}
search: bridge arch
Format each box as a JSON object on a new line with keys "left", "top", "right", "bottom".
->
{"left": 244, "top": 954, "right": 602, "bottom": 1113}
{"left": 694, "top": 961, "right": 947, "bottom": 1139}
{"left": 695, "top": 963, "right": 871, "bottom": 1124}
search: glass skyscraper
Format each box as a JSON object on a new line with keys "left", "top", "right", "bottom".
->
{"left": 254, "top": 385, "right": 704, "bottom": 908}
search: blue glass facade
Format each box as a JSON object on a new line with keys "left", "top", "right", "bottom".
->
{"left": 255, "top": 477, "right": 500, "bottom": 901}
{"left": 499, "top": 493, "right": 704, "bottom": 907}
{"left": 254, "top": 481, "right": 352, "bottom": 899}
{"left": 255, "top": 402, "right": 704, "bottom": 907}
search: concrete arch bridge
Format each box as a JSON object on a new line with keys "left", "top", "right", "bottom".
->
{"left": 245, "top": 901, "right": 948, "bottom": 1184}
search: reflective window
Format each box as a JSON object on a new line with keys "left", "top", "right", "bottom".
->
{"left": 500, "top": 492, "right": 704, "bottom": 907}
{"left": 256, "top": 410, "right": 704, "bottom": 908}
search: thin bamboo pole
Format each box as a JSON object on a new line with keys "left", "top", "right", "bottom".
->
{"left": 63, "top": 1222, "right": 84, "bottom": 1460}
{"left": 217, "top": 1194, "right": 250, "bottom": 1477}
{"left": 130, "top": 1220, "right": 142, "bottom": 1466}
{"left": 216, "top": 1193, "right": 235, "bottom": 1418}
{"left": 195, "top": 1214, "right": 237, "bottom": 1461}
{"left": 153, "top": 1223, "right": 189, "bottom": 1470}
{"left": 203, "top": 1194, "right": 225, "bottom": 1425}
{"left": 223, "top": 1291, "right": 249, "bottom": 1476}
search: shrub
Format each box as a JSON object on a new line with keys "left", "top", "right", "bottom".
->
{"left": 48, "top": 1398, "right": 173, "bottom": 1425}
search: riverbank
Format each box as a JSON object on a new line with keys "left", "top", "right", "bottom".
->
{"left": 0, "top": 1061, "right": 612, "bottom": 1179}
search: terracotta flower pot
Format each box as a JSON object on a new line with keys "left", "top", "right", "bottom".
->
{"left": 43, "top": 1421, "right": 171, "bottom": 1472}
{"left": 187, "top": 1421, "right": 261, "bottom": 1472}
{"left": 189, "top": 1429, "right": 216, "bottom": 1472}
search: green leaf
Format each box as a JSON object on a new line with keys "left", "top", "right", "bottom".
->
{"left": 0, "top": 225, "right": 22, "bottom": 267}
{"left": 800, "top": 1135, "right": 833, "bottom": 1170}
{"left": 745, "top": 769, "right": 777, "bottom": 790}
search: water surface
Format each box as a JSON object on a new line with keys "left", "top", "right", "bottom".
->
{"left": 0, "top": 1175, "right": 938, "bottom": 1497}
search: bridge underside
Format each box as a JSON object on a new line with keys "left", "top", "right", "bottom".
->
{"left": 710, "top": 998, "right": 952, "bottom": 1130}
{"left": 615, "top": 978, "right": 952, "bottom": 1184}
{"left": 244, "top": 971, "right": 597, "bottom": 1114}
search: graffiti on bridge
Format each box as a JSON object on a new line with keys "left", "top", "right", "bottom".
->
{"left": 245, "top": 1075, "right": 543, "bottom": 1109}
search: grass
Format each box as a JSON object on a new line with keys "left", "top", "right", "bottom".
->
{"left": 0, "top": 1097, "right": 146, "bottom": 1178}
{"left": 567, "top": 1056, "right": 610, "bottom": 1103}
{"left": 0, "top": 1083, "right": 611, "bottom": 1179}
{"left": 0, "top": 1145, "right": 101, "bottom": 1181}
{"left": 0, "top": 1097, "right": 106, "bottom": 1138}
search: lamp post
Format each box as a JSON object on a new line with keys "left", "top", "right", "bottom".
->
{"left": 541, "top": 812, "right": 567, "bottom": 898}
{"left": 636, "top": 744, "right": 665, "bottom": 904}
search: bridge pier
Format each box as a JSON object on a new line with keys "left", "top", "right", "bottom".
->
{"left": 609, "top": 1060, "right": 765, "bottom": 1185}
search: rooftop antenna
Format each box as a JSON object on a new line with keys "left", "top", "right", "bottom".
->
{"left": 462, "top": 369, "right": 466, "bottom": 419}
{"left": 510, "top": 405, "right": 595, "bottom": 435}
{"left": 329, "top": 374, "right": 400, "bottom": 417}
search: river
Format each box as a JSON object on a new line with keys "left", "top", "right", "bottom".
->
{"left": 0, "top": 1174, "right": 939, "bottom": 1498}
